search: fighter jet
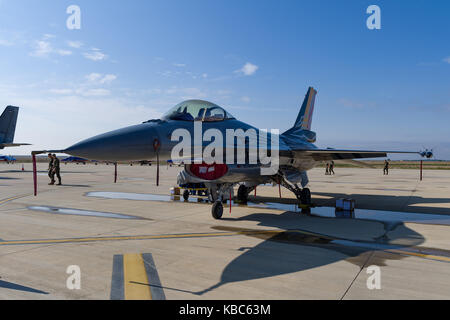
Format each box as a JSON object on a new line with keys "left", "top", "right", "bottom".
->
{"left": 33, "top": 87, "right": 431, "bottom": 219}
{"left": 0, "top": 106, "right": 30, "bottom": 149}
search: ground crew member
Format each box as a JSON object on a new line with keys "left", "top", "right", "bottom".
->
{"left": 52, "top": 154, "right": 62, "bottom": 185}
{"left": 383, "top": 159, "right": 390, "bottom": 175}
{"left": 325, "top": 162, "right": 329, "bottom": 175}
{"left": 329, "top": 160, "right": 335, "bottom": 175}
{"left": 47, "top": 153, "right": 55, "bottom": 185}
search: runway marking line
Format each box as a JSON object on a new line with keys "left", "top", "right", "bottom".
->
{"left": 0, "top": 229, "right": 449, "bottom": 263}
{"left": 388, "top": 249, "right": 450, "bottom": 262}
{"left": 110, "top": 253, "right": 165, "bottom": 300}
{"left": 0, "top": 194, "right": 30, "bottom": 206}
{"left": 123, "top": 253, "right": 152, "bottom": 300}
{"left": 0, "top": 230, "right": 282, "bottom": 246}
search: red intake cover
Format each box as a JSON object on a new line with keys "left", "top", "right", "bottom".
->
{"left": 189, "top": 163, "right": 228, "bottom": 180}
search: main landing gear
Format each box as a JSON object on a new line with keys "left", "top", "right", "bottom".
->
{"left": 208, "top": 180, "right": 312, "bottom": 220}
{"left": 237, "top": 184, "right": 254, "bottom": 204}
{"left": 297, "top": 188, "right": 312, "bottom": 205}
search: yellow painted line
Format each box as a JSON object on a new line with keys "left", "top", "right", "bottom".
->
{"left": 1, "top": 227, "right": 448, "bottom": 263}
{"left": 123, "top": 254, "right": 152, "bottom": 300}
{"left": 388, "top": 249, "right": 450, "bottom": 262}
{"left": 0, "top": 194, "right": 29, "bottom": 206}
{"left": 0, "top": 230, "right": 283, "bottom": 246}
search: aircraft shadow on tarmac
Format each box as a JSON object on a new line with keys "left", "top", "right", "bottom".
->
{"left": 188, "top": 211, "right": 424, "bottom": 296}
{"left": 0, "top": 279, "right": 48, "bottom": 295}
{"left": 310, "top": 191, "right": 450, "bottom": 215}
{"left": 150, "top": 210, "right": 425, "bottom": 297}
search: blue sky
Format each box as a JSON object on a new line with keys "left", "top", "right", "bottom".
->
{"left": 0, "top": 0, "right": 449, "bottom": 158}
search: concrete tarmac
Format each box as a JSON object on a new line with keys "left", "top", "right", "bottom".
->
{"left": 0, "top": 162, "right": 449, "bottom": 299}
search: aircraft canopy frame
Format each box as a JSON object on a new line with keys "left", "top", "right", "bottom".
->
{"left": 161, "top": 100, "right": 235, "bottom": 122}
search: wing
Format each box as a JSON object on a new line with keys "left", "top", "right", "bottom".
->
{"left": 0, "top": 143, "right": 31, "bottom": 148}
{"left": 292, "top": 149, "right": 420, "bottom": 161}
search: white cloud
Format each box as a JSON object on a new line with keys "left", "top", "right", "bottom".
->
{"left": 57, "top": 49, "right": 72, "bottom": 56}
{"left": 83, "top": 49, "right": 107, "bottom": 61}
{"left": 82, "top": 88, "right": 111, "bottom": 96}
{"left": 6, "top": 94, "right": 162, "bottom": 155}
{"left": 86, "top": 73, "right": 102, "bottom": 82}
{"left": 101, "top": 74, "right": 117, "bottom": 84}
{"left": 158, "top": 70, "right": 178, "bottom": 77}
{"left": 241, "top": 96, "right": 251, "bottom": 103}
{"left": 0, "top": 39, "right": 13, "bottom": 46}
{"left": 49, "top": 89, "right": 73, "bottom": 95}
{"left": 443, "top": 57, "right": 450, "bottom": 64}
{"left": 173, "top": 63, "right": 186, "bottom": 67}
{"left": 30, "top": 35, "right": 73, "bottom": 58}
{"left": 43, "top": 34, "right": 55, "bottom": 40}
{"left": 30, "top": 40, "right": 52, "bottom": 57}
{"left": 67, "top": 41, "right": 83, "bottom": 48}
{"left": 86, "top": 73, "right": 117, "bottom": 84}
{"left": 236, "top": 62, "right": 259, "bottom": 76}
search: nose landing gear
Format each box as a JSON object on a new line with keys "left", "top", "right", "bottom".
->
{"left": 211, "top": 201, "right": 224, "bottom": 220}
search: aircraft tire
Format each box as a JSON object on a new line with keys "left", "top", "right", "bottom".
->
{"left": 301, "top": 188, "right": 312, "bottom": 205}
{"left": 237, "top": 185, "right": 248, "bottom": 203}
{"left": 183, "top": 190, "right": 190, "bottom": 201}
{"left": 212, "top": 201, "right": 223, "bottom": 220}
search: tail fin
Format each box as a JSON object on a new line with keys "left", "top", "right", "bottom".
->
{"left": 293, "top": 87, "right": 317, "bottom": 130}
{"left": 0, "top": 106, "right": 19, "bottom": 144}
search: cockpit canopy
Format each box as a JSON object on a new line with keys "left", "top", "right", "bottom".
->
{"left": 162, "top": 100, "right": 235, "bottom": 122}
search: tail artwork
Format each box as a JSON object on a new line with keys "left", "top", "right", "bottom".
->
{"left": 282, "top": 87, "right": 318, "bottom": 143}
{"left": 293, "top": 87, "right": 317, "bottom": 131}
{"left": 0, "top": 105, "right": 30, "bottom": 149}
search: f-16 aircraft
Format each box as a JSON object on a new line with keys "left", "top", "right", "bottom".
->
{"left": 32, "top": 87, "right": 432, "bottom": 219}
{"left": 0, "top": 106, "right": 30, "bottom": 149}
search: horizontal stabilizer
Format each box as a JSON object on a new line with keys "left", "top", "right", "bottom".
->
{"left": 0, "top": 143, "right": 31, "bottom": 148}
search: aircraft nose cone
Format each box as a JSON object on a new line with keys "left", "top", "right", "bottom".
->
{"left": 66, "top": 124, "right": 157, "bottom": 161}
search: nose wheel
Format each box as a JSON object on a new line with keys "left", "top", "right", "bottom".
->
{"left": 211, "top": 201, "right": 223, "bottom": 219}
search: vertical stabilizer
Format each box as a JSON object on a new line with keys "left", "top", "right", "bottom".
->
{"left": 293, "top": 87, "right": 317, "bottom": 130}
{"left": 0, "top": 106, "right": 19, "bottom": 144}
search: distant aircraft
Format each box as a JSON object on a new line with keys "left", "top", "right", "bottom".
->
{"left": 0, "top": 106, "right": 30, "bottom": 149}
{"left": 0, "top": 155, "right": 16, "bottom": 163}
{"left": 33, "top": 87, "right": 432, "bottom": 218}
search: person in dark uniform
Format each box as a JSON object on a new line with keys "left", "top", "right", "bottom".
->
{"left": 329, "top": 160, "right": 335, "bottom": 175}
{"left": 383, "top": 159, "right": 390, "bottom": 175}
{"left": 48, "top": 153, "right": 55, "bottom": 185}
{"left": 52, "top": 154, "right": 62, "bottom": 185}
{"left": 325, "top": 162, "right": 330, "bottom": 175}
